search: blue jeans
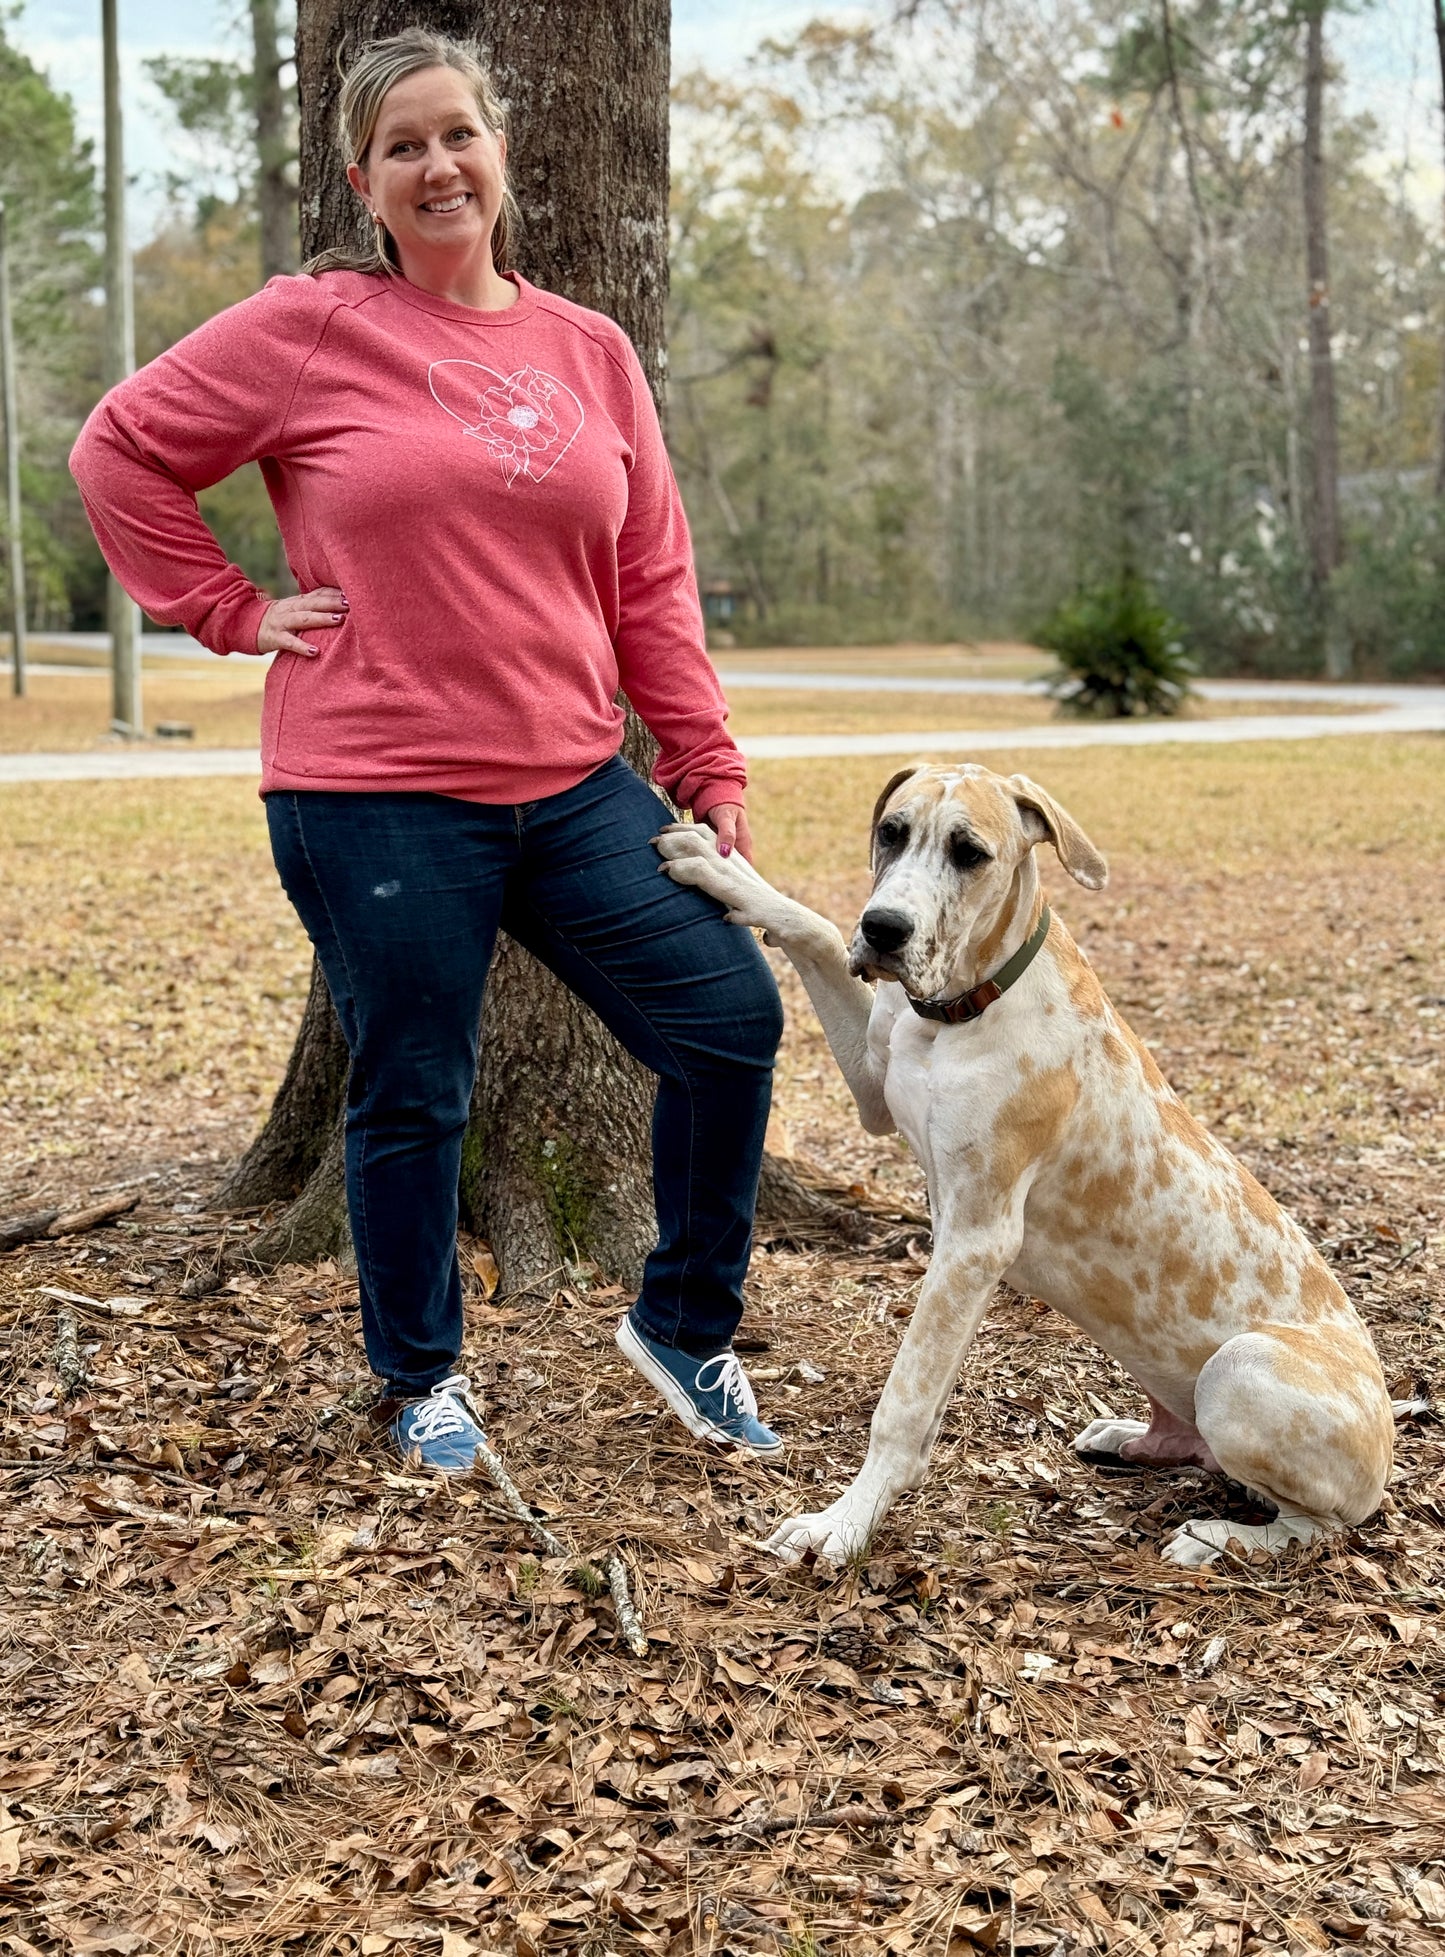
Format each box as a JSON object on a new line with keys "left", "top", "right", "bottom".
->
{"left": 265, "top": 757, "right": 783, "bottom": 1397}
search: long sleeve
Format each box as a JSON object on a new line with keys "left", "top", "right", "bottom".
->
{"left": 611, "top": 343, "right": 747, "bottom": 817}
{"left": 69, "top": 277, "right": 335, "bottom": 657}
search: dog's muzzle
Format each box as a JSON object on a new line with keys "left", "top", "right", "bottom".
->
{"left": 859, "top": 906, "right": 914, "bottom": 954}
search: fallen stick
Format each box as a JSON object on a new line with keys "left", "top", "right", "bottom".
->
{"left": 473, "top": 1438, "right": 570, "bottom": 1559}
{"left": 0, "top": 1208, "right": 60, "bottom": 1251}
{"left": 80, "top": 1491, "right": 242, "bottom": 1534}
{"left": 1, "top": 1189, "right": 141, "bottom": 1252}
{"left": 604, "top": 1552, "right": 649, "bottom": 1660}
{"left": 53, "top": 1309, "right": 86, "bottom": 1400}
{"left": 469, "top": 1437, "right": 647, "bottom": 1657}
{"left": 36, "top": 1286, "right": 150, "bottom": 1320}
{"left": 748, "top": 1807, "right": 900, "bottom": 1839}
{"left": 47, "top": 1191, "right": 140, "bottom": 1236}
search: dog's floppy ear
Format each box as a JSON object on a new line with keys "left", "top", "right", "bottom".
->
{"left": 1008, "top": 775, "right": 1108, "bottom": 890}
{"left": 870, "top": 766, "right": 920, "bottom": 839}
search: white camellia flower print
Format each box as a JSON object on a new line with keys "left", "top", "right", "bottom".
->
{"left": 428, "top": 360, "right": 585, "bottom": 485}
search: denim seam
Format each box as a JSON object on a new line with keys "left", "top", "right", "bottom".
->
{"left": 288, "top": 796, "right": 387, "bottom": 1375}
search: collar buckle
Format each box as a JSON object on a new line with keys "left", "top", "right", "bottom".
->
{"left": 908, "top": 906, "right": 1052, "bottom": 1027}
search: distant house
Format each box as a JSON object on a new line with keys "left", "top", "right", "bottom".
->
{"left": 700, "top": 579, "right": 736, "bottom": 626}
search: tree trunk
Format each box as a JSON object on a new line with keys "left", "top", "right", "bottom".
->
{"left": 251, "top": 0, "right": 297, "bottom": 279}
{"left": 1301, "top": 3, "right": 1348, "bottom": 677}
{"left": 214, "top": 957, "right": 349, "bottom": 1262}
{"left": 1434, "top": 0, "right": 1445, "bottom": 498}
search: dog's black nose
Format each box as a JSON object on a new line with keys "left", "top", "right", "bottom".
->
{"left": 860, "top": 907, "right": 914, "bottom": 954}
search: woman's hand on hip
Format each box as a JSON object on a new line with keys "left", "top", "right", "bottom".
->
{"left": 704, "top": 802, "right": 753, "bottom": 863}
{"left": 256, "top": 586, "right": 349, "bottom": 658}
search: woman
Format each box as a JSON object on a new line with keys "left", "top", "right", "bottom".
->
{"left": 70, "top": 27, "right": 784, "bottom": 1473}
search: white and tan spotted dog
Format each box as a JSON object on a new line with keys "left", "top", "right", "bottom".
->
{"left": 655, "top": 763, "right": 1393, "bottom": 1569}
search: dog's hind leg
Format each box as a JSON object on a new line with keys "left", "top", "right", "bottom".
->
{"left": 1160, "top": 1327, "right": 1393, "bottom": 1568}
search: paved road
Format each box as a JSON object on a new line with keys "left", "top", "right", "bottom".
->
{"left": 2, "top": 747, "right": 266, "bottom": 783}
{"left": 5, "top": 631, "right": 267, "bottom": 665}
{"left": 739, "top": 699, "right": 1445, "bottom": 760}
{"left": 2, "top": 687, "right": 1440, "bottom": 785}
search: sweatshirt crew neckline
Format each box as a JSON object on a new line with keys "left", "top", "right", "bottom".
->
{"left": 381, "top": 268, "right": 540, "bottom": 327}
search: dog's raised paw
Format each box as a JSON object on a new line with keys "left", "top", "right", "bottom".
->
{"left": 653, "top": 823, "right": 719, "bottom": 859}
{"left": 653, "top": 825, "right": 773, "bottom": 924}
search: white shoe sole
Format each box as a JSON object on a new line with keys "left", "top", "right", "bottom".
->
{"left": 615, "top": 1317, "right": 783, "bottom": 1456}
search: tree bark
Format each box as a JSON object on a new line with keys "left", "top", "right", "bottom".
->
{"left": 251, "top": 0, "right": 297, "bottom": 279}
{"left": 1301, "top": 2, "right": 1348, "bottom": 677}
{"left": 215, "top": 957, "right": 348, "bottom": 1245}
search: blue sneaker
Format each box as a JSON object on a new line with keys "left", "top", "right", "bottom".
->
{"left": 390, "top": 1374, "right": 487, "bottom": 1474}
{"left": 616, "top": 1315, "right": 782, "bottom": 1457}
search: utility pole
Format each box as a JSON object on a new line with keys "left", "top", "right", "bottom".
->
{"left": 0, "top": 200, "right": 26, "bottom": 698}
{"left": 1434, "top": 0, "right": 1445, "bottom": 497}
{"left": 1301, "top": 0, "right": 1348, "bottom": 677}
{"left": 102, "top": 0, "right": 142, "bottom": 736}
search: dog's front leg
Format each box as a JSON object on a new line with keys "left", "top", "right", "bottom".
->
{"left": 655, "top": 824, "right": 893, "bottom": 1133}
{"left": 767, "top": 1221, "right": 1020, "bottom": 1565}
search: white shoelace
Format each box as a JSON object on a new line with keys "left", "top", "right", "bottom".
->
{"left": 405, "top": 1374, "right": 482, "bottom": 1443}
{"left": 693, "top": 1352, "right": 758, "bottom": 1421}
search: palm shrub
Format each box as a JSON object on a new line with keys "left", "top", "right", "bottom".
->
{"left": 1038, "top": 574, "right": 1196, "bottom": 718}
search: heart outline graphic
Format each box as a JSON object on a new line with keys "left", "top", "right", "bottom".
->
{"left": 428, "top": 359, "right": 585, "bottom": 486}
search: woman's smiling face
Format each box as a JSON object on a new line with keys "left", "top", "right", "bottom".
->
{"left": 348, "top": 66, "right": 507, "bottom": 280}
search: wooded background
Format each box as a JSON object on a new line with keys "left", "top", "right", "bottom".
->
{"left": 2, "top": 0, "right": 1444, "bottom": 675}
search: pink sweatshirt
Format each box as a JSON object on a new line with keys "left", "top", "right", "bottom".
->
{"left": 69, "top": 271, "right": 745, "bottom": 816}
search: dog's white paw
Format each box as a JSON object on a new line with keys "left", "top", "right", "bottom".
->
{"left": 1073, "top": 1416, "right": 1149, "bottom": 1457}
{"left": 654, "top": 824, "right": 750, "bottom": 894}
{"left": 764, "top": 1502, "right": 873, "bottom": 1568}
{"left": 654, "top": 824, "right": 776, "bottom": 932}
{"left": 1161, "top": 1521, "right": 1232, "bottom": 1568}
{"left": 1163, "top": 1513, "right": 1329, "bottom": 1569}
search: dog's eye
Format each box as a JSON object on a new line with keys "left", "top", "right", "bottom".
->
{"left": 876, "top": 818, "right": 908, "bottom": 851}
{"left": 949, "top": 834, "right": 991, "bottom": 872}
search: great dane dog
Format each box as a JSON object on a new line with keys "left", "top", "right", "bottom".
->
{"left": 655, "top": 762, "right": 1394, "bottom": 1568}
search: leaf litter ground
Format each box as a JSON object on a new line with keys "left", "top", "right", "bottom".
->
{"left": 0, "top": 738, "right": 1442, "bottom": 1956}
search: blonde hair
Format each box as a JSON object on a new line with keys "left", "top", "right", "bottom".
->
{"left": 304, "top": 27, "right": 520, "bottom": 277}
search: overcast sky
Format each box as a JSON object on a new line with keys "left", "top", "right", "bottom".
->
{"left": 10, "top": 0, "right": 1442, "bottom": 243}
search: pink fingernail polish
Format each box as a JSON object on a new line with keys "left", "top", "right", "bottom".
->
{"left": 718, "top": 842, "right": 732, "bottom": 857}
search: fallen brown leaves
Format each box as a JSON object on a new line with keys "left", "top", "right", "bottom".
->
{"left": 1, "top": 740, "right": 1443, "bottom": 1954}
{"left": 1, "top": 1218, "right": 1441, "bottom": 1957}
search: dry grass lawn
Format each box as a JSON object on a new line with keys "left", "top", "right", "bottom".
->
{"left": 0, "top": 734, "right": 1442, "bottom": 1956}
{"left": 0, "top": 664, "right": 270, "bottom": 753}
